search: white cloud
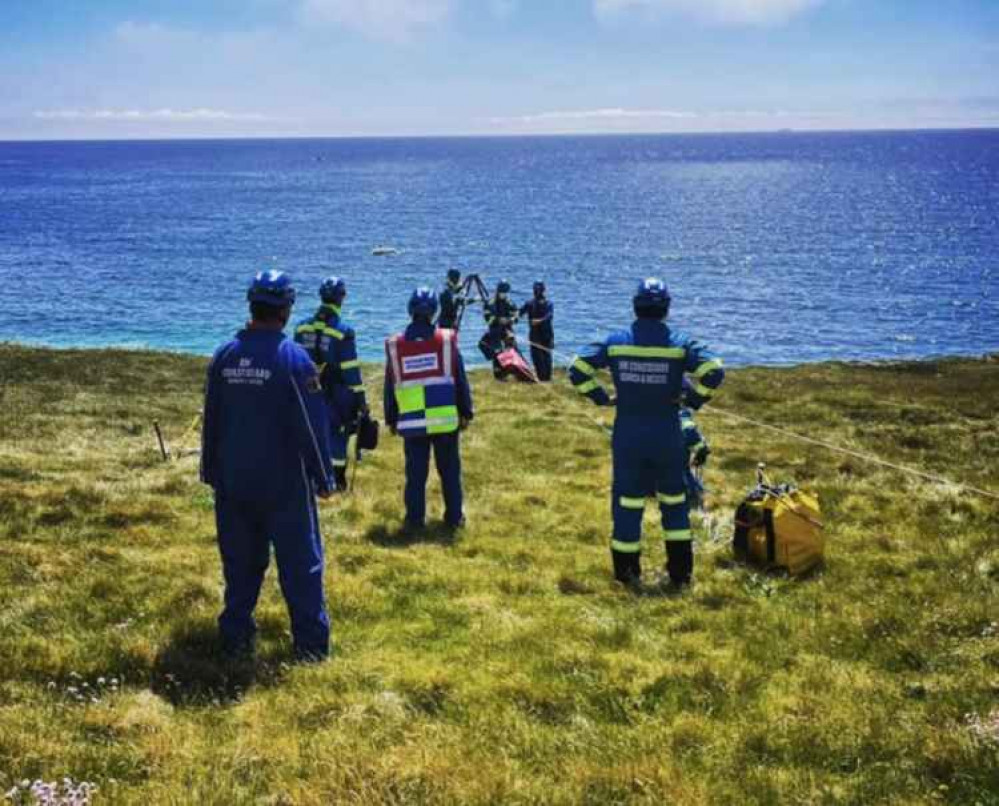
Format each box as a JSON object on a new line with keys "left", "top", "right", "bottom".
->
{"left": 300, "top": 0, "right": 454, "bottom": 41}
{"left": 34, "top": 108, "right": 271, "bottom": 122}
{"left": 594, "top": 0, "right": 823, "bottom": 26}
{"left": 489, "top": 108, "right": 699, "bottom": 125}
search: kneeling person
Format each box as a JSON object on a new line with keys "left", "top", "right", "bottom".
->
{"left": 384, "top": 288, "right": 474, "bottom": 530}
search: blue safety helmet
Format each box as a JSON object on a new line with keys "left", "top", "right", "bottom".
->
{"left": 247, "top": 269, "right": 296, "bottom": 307}
{"left": 633, "top": 277, "right": 671, "bottom": 318}
{"left": 319, "top": 275, "right": 346, "bottom": 304}
{"left": 533, "top": 280, "right": 546, "bottom": 296}
{"left": 408, "top": 286, "right": 438, "bottom": 319}
{"left": 447, "top": 268, "right": 461, "bottom": 284}
{"left": 497, "top": 279, "right": 511, "bottom": 295}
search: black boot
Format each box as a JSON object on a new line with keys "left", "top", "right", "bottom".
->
{"left": 611, "top": 549, "right": 642, "bottom": 587}
{"left": 665, "top": 540, "right": 693, "bottom": 587}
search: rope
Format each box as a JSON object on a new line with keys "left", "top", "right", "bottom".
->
{"left": 702, "top": 405, "right": 999, "bottom": 502}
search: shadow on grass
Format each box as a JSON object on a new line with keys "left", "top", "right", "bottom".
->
{"left": 151, "top": 621, "right": 290, "bottom": 708}
{"left": 365, "top": 522, "right": 461, "bottom": 548}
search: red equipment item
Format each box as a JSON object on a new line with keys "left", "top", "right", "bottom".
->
{"left": 495, "top": 347, "right": 538, "bottom": 383}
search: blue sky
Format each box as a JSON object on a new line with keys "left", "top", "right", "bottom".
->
{"left": 1, "top": 0, "right": 997, "bottom": 139}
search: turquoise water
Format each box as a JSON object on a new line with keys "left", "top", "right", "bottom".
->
{"left": 1, "top": 131, "right": 996, "bottom": 364}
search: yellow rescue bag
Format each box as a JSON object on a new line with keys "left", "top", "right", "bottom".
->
{"left": 733, "top": 467, "right": 825, "bottom": 576}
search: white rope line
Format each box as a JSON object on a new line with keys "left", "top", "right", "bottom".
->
{"left": 702, "top": 405, "right": 999, "bottom": 502}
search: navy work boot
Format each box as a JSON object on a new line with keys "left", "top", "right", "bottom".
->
{"left": 611, "top": 549, "right": 642, "bottom": 587}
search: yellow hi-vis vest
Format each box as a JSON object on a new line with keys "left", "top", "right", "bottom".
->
{"left": 385, "top": 329, "right": 460, "bottom": 438}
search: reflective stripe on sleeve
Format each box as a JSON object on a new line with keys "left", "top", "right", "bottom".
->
{"left": 694, "top": 382, "right": 715, "bottom": 398}
{"left": 694, "top": 359, "right": 723, "bottom": 378}
{"left": 572, "top": 358, "right": 597, "bottom": 376}
{"left": 657, "top": 492, "right": 686, "bottom": 506}
{"left": 350, "top": 385, "right": 365, "bottom": 393}
{"left": 663, "top": 529, "right": 692, "bottom": 542}
{"left": 608, "top": 345, "right": 685, "bottom": 359}
{"left": 575, "top": 380, "right": 599, "bottom": 394}
{"left": 611, "top": 539, "right": 642, "bottom": 553}
{"left": 619, "top": 496, "right": 646, "bottom": 510}
{"left": 340, "top": 359, "right": 360, "bottom": 370}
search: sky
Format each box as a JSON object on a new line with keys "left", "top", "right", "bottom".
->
{"left": 1, "top": 0, "right": 997, "bottom": 139}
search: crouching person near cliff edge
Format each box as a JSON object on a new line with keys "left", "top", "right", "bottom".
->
{"left": 384, "top": 287, "right": 473, "bottom": 532}
{"left": 200, "top": 270, "right": 335, "bottom": 661}
{"left": 569, "top": 278, "right": 724, "bottom": 591}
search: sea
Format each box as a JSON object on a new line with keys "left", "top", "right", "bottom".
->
{"left": 1, "top": 130, "right": 997, "bottom": 366}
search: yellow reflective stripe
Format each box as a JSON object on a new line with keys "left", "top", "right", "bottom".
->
{"left": 350, "top": 385, "right": 365, "bottom": 393}
{"left": 694, "top": 382, "right": 715, "bottom": 398}
{"left": 619, "top": 496, "right": 646, "bottom": 510}
{"left": 320, "top": 326, "right": 345, "bottom": 340}
{"left": 340, "top": 359, "right": 360, "bottom": 370}
{"left": 332, "top": 459, "right": 348, "bottom": 468}
{"left": 682, "top": 420, "right": 697, "bottom": 430}
{"left": 657, "top": 492, "right": 686, "bottom": 506}
{"left": 572, "top": 358, "right": 597, "bottom": 376}
{"left": 296, "top": 324, "right": 319, "bottom": 334}
{"left": 694, "top": 359, "right": 723, "bottom": 378}
{"left": 689, "top": 441, "right": 705, "bottom": 454}
{"left": 575, "top": 380, "right": 599, "bottom": 394}
{"left": 611, "top": 540, "right": 642, "bottom": 553}
{"left": 608, "top": 345, "right": 685, "bottom": 359}
{"left": 664, "top": 529, "right": 692, "bottom": 542}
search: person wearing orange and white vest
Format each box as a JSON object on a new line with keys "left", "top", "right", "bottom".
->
{"left": 384, "top": 287, "right": 474, "bottom": 530}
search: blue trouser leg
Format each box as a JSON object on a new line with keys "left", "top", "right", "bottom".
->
{"left": 655, "top": 424, "right": 694, "bottom": 584}
{"left": 404, "top": 437, "right": 432, "bottom": 526}
{"left": 216, "top": 494, "right": 269, "bottom": 650}
{"left": 530, "top": 340, "right": 553, "bottom": 381}
{"left": 268, "top": 481, "right": 330, "bottom": 657}
{"left": 432, "top": 433, "right": 464, "bottom": 525}
{"left": 611, "top": 424, "right": 651, "bottom": 554}
{"left": 330, "top": 427, "right": 348, "bottom": 470}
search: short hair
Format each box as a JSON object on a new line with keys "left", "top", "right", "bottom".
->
{"left": 250, "top": 301, "right": 288, "bottom": 323}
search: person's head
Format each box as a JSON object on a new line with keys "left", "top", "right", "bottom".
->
{"left": 496, "top": 279, "right": 511, "bottom": 300}
{"left": 319, "top": 275, "right": 347, "bottom": 306}
{"left": 247, "top": 269, "right": 296, "bottom": 328}
{"left": 533, "top": 280, "right": 546, "bottom": 299}
{"left": 408, "top": 286, "right": 438, "bottom": 322}
{"left": 447, "top": 268, "right": 461, "bottom": 286}
{"left": 633, "top": 277, "right": 671, "bottom": 320}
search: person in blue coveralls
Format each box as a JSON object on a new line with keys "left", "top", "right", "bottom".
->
{"left": 201, "top": 270, "right": 335, "bottom": 661}
{"left": 293, "top": 276, "right": 367, "bottom": 491}
{"left": 384, "top": 287, "right": 474, "bottom": 531}
{"left": 478, "top": 279, "right": 519, "bottom": 376}
{"left": 568, "top": 278, "right": 724, "bottom": 590}
{"left": 518, "top": 280, "right": 555, "bottom": 381}
{"left": 437, "top": 268, "right": 464, "bottom": 330}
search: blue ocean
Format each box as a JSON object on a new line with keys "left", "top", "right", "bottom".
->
{"left": 1, "top": 131, "right": 997, "bottom": 365}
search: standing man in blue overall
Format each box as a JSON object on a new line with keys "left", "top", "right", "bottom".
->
{"left": 569, "top": 278, "right": 724, "bottom": 589}
{"left": 438, "top": 268, "right": 464, "bottom": 330}
{"left": 294, "top": 276, "right": 367, "bottom": 491}
{"left": 519, "top": 280, "right": 555, "bottom": 381}
{"left": 384, "top": 288, "right": 474, "bottom": 531}
{"left": 201, "top": 270, "right": 335, "bottom": 660}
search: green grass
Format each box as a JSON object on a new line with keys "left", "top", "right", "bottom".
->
{"left": 1, "top": 343, "right": 998, "bottom": 805}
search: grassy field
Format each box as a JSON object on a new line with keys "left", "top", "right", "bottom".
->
{"left": 1, "top": 343, "right": 997, "bottom": 805}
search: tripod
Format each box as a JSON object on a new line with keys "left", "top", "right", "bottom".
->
{"left": 453, "top": 273, "right": 492, "bottom": 331}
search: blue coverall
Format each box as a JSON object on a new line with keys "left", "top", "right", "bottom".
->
{"left": 384, "top": 320, "right": 475, "bottom": 527}
{"left": 294, "top": 304, "right": 366, "bottom": 479}
{"left": 569, "top": 319, "right": 724, "bottom": 584}
{"left": 681, "top": 408, "right": 709, "bottom": 510}
{"left": 201, "top": 329, "right": 335, "bottom": 657}
{"left": 518, "top": 297, "right": 555, "bottom": 381}
{"left": 438, "top": 281, "right": 463, "bottom": 330}
{"left": 478, "top": 296, "right": 519, "bottom": 367}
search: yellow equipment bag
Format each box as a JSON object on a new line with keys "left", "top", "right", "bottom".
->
{"left": 733, "top": 467, "right": 825, "bottom": 576}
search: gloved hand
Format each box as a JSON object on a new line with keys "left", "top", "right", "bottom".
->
{"left": 602, "top": 395, "right": 617, "bottom": 408}
{"left": 459, "top": 415, "right": 471, "bottom": 431}
{"left": 692, "top": 443, "right": 710, "bottom": 467}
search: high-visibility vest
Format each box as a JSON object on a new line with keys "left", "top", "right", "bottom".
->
{"left": 385, "top": 329, "right": 460, "bottom": 438}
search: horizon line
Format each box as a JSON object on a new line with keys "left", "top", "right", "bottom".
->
{"left": 2, "top": 123, "right": 999, "bottom": 146}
